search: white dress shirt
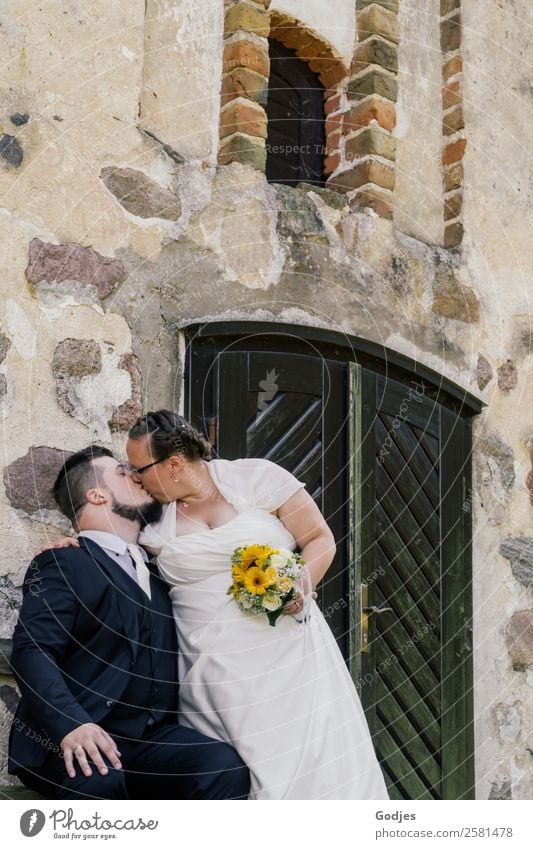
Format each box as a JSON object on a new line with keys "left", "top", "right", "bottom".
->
{"left": 78, "top": 530, "right": 149, "bottom": 587}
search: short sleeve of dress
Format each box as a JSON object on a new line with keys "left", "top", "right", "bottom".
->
{"left": 138, "top": 501, "right": 176, "bottom": 548}
{"left": 247, "top": 457, "right": 306, "bottom": 511}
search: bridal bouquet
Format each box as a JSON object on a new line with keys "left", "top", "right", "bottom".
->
{"left": 227, "top": 544, "right": 306, "bottom": 626}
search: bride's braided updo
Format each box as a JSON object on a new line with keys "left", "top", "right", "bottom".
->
{"left": 128, "top": 410, "right": 212, "bottom": 462}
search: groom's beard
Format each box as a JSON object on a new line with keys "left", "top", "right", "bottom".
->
{"left": 111, "top": 496, "right": 163, "bottom": 529}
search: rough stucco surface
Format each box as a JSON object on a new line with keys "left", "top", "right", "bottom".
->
{"left": 140, "top": 0, "right": 224, "bottom": 163}
{"left": 0, "top": 0, "right": 532, "bottom": 798}
{"left": 459, "top": 0, "right": 533, "bottom": 803}
{"left": 394, "top": 0, "right": 443, "bottom": 244}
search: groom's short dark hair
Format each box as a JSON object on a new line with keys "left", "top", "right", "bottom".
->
{"left": 53, "top": 445, "right": 113, "bottom": 525}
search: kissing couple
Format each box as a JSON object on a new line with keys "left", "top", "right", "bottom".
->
{"left": 9, "top": 409, "right": 390, "bottom": 800}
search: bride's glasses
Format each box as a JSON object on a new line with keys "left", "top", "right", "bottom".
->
{"left": 122, "top": 457, "right": 167, "bottom": 476}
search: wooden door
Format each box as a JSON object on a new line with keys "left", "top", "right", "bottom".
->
{"left": 186, "top": 334, "right": 475, "bottom": 800}
{"left": 352, "top": 368, "right": 475, "bottom": 800}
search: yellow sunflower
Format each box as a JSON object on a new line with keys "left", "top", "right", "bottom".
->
{"left": 244, "top": 566, "right": 271, "bottom": 595}
{"left": 231, "top": 564, "right": 249, "bottom": 585}
{"left": 240, "top": 544, "right": 273, "bottom": 570}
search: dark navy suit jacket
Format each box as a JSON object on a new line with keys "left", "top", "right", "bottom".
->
{"left": 8, "top": 536, "right": 179, "bottom": 772}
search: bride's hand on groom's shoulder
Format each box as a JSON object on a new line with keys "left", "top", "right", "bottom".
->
{"left": 34, "top": 536, "right": 79, "bottom": 556}
{"left": 60, "top": 723, "right": 122, "bottom": 779}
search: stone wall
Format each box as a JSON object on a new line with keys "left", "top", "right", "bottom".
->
{"left": 457, "top": 0, "right": 533, "bottom": 801}
{"left": 0, "top": 0, "right": 531, "bottom": 797}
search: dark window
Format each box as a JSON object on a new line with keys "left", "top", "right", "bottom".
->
{"left": 266, "top": 39, "right": 325, "bottom": 187}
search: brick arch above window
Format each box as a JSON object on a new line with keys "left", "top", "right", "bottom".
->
{"left": 218, "top": 3, "right": 348, "bottom": 181}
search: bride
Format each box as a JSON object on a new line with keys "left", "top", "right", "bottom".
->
{"left": 124, "top": 410, "right": 390, "bottom": 800}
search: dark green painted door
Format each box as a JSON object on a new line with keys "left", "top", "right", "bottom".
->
{"left": 351, "top": 368, "right": 474, "bottom": 800}
{"left": 186, "top": 337, "right": 474, "bottom": 800}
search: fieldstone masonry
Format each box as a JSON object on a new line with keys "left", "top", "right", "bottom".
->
{"left": 101, "top": 167, "right": 182, "bottom": 221}
{"left": 26, "top": 239, "right": 125, "bottom": 300}
{"left": 52, "top": 339, "right": 103, "bottom": 418}
{"left": 476, "top": 354, "right": 493, "bottom": 391}
{"left": 3, "top": 446, "right": 71, "bottom": 517}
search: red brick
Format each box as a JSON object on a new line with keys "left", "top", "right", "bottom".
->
{"left": 221, "top": 68, "right": 268, "bottom": 106}
{"left": 220, "top": 101, "right": 267, "bottom": 139}
{"left": 443, "top": 106, "right": 464, "bottom": 135}
{"left": 443, "top": 54, "right": 462, "bottom": 81}
{"left": 351, "top": 36, "right": 398, "bottom": 75}
{"left": 441, "top": 15, "right": 461, "bottom": 53}
{"left": 223, "top": 39, "right": 270, "bottom": 78}
{"left": 224, "top": 2, "right": 270, "bottom": 37}
{"left": 324, "top": 152, "right": 341, "bottom": 175}
{"left": 307, "top": 54, "right": 339, "bottom": 77}
{"left": 218, "top": 134, "right": 266, "bottom": 170}
{"left": 343, "top": 97, "right": 396, "bottom": 133}
{"left": 348, "top": 69, "right": 398, "bottom": 102}
{"left": 346, "top": 127, "right": 397, "bottom": 161}
{"left": 324, "top": 94, "right": 343, "bottom": 116}
{"left": 326, "top": 130, "right": 341, "bottom": 156}
{"left": 319, "top": 62, "right": 348, "bottom": 89}
{"left": 325, "top": 112, "right": 343, "bottom": 136}
{"left": 269, "top": 13, "right": 326, "bottom": 57}
{"left": 283, "top": 31, "right": 319, "bottom": 54}
{"left": 442, "top": 138, "right": 466, "bottom": 166}
{"left": 294, "top": 37, "right": 334, "bottom": 62}
{"left": 327, "top": 158, "right": 395, "bottom": 193}
{"left": 443, "top": 79, "right": 461, "bottom": 110}
{"left": 357, "top": 4, "right": 400, "bottom": 44}
{"left": 444, "top": 191, "right": 462, "bottom": 221}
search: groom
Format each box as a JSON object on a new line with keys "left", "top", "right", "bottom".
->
{"left": 8, "top": 445, "right": 250, "bottom": 800}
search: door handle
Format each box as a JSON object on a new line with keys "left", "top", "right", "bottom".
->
{"left": 360, "top": 585, "right": 393, "bottom": 653}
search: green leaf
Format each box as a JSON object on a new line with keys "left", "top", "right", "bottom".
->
{"left": 267, "top": 608, "right": 284, "bottom": 627}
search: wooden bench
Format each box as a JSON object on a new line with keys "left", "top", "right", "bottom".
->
{"left": 0, "top": 638, "right": 46, "bottom": 799}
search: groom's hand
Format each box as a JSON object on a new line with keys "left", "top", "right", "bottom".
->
{"left": 61, "top": 723, "right": 122, "bottom": 779}
{"left": 35, "top": 536, "right": 79, "bottom": 556}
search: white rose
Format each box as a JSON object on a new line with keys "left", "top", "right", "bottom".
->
{"left": 239, "top": 594, "right": 254, "bottom": 609}
{"left": 262, "top": 593, "right": 282, "bottom": 611}
{"left": 270, "top": 549, "right": 292, "bottom": 568}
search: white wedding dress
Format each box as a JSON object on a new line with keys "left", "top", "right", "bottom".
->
{"left": 139, "top": 457, "right": 389, "bottom": 800}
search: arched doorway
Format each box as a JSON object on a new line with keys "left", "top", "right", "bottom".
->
{"left": 183, "top": 320, "right": 482, "bottom": 800}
